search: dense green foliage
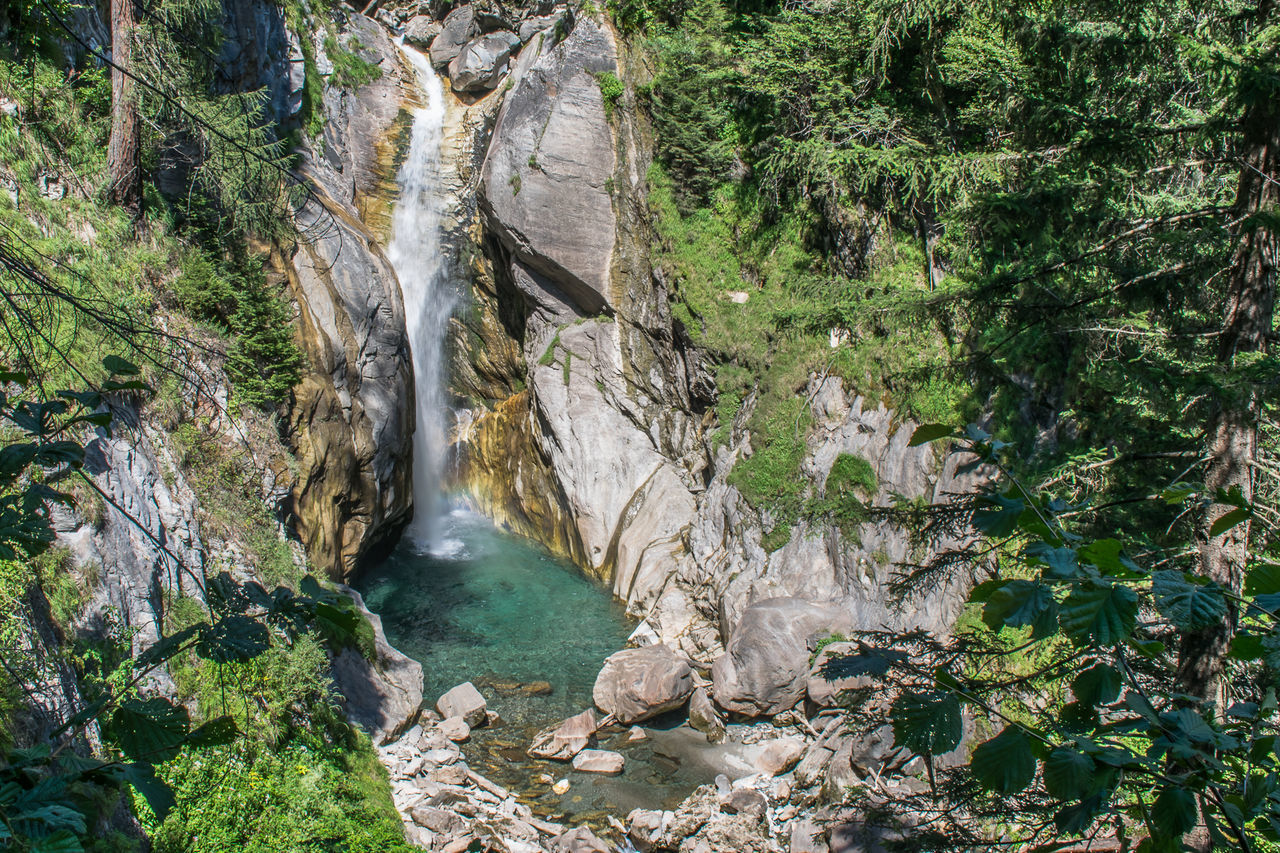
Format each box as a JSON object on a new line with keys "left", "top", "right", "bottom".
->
{"left": 828, "top": 424, "right": 1280, "bottom": 850}
{"left": 627, "top": 0, "right": 1271, "bottom": 532}
{"left": 623, "top": 0, "right": 1280, "bottom": 847}
{"left": 0, "top": 2, "right": 399, "bottom": 851}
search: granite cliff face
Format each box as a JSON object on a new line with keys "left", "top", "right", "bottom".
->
{"left": 449, "top": 9, "right": 980, "bottom": 677}
{"left": 224, "top": 5, "right": 419, "bottom": 580}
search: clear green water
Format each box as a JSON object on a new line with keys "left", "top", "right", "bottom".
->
{"left": 357, "top": 508, "right": 727, "bottom": 821}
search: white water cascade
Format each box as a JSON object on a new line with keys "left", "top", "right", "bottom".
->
{"left": 388, "top": 45, "right": 456, "bottom": 553}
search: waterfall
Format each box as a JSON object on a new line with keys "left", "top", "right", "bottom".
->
{"left": 388, "top": 45, "right": 454, "bottom": 553}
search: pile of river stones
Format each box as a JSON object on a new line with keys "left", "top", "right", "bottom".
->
{"left": 375, "top": 597, "right": 962, "bottom": 853}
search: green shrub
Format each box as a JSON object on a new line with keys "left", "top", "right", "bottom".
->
{"left": 326, "top": 36, "right": 384, "bottom": 90}
{"left": 152, "top": 738, "right": 412, "bottom": 853}
{"left": 825, "top": 453, "right": 877, "bottom": 497}
{"left": 596, "top": 71, "right": 624, "bottom": 119}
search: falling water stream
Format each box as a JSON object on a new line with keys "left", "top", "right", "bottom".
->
{"left": 364, "top": 46, "right": 745, "bottom": 825}
{"left": 387, "top": 45, "right": 454, "bottom": 553}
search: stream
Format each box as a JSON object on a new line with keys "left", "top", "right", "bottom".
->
{"left": 357, "top": 507, "right": 741, "bottom": 821}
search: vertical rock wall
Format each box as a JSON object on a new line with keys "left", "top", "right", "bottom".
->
{"left": 451, "top": 9, "right": 982, "bottom": 667}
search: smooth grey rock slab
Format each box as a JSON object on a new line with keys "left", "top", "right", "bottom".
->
{"left": 593, "top": 643, "right": 693, "bottom": 724}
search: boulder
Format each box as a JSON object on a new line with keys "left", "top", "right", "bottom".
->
{"left": 519, "top": 11, "right": 566, "bottom": 42}
{"left": 448, "top": 31, "right": 522, "bottom": 93}
{"left": 429, "top": 5, "right": 477, "bottom": 69}
{"left": 329, "top": 587, "right": 423, "bottom": 745}
{"left": 403, "top": 15, "right": 442, "bottom": 49}
{"left": 439, "top": 716, "right": 471, "bottom": 742}
{"left": 473, "top": 0, "right": 515, "bottom": 33}
{"left": 528, "top": 708, "right": 596, "bottom": 760}
{"left": 571, "top": 749, "right": 624, "bottom": 774}
{"left": 550, "top": 826, "right": 611, "bottom": 853}
{"left": 688, "top": 686, "right": 725, "bottom": 743}
{"left": 756, "top": 736, "right": 806, "bottom": 776}
{"left": 437, "top": 681, "right": 488, "bottom": 727}
{"left": 711, "top": 598, "right": 854, "bottom": 717}
{"left": 807, "top": 642, "right": 872, "bottom": 706}
{"left": 593, "top": 644, "right": 694, "bottom": 724}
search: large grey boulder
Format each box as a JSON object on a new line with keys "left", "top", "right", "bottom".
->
{"left": 807, "top": 641, "right": 873, "bottom": 706}
{"left": 330, "top": 586, "right": 424, "bottom": 745}
{"left": 711, "top": 598, "right": 854, "bottom": 717}
{"left": 519, "top": 11, "right": 566, "bottom": 42}
{"left": 593, "top": 643, "right": 694, "bottom": 724}
{"left": 403, "top": 15, "right": 442, "bottom": 49}
{"left": 448, "top": 31, "right": 522, "bottom": 93}
{"left": 429, "top": 4, "right": 478, "bottom": 69}
{"left": 479, "top": 16, "right": 618, "bottom": 314}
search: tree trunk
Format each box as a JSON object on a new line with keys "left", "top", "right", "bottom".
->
{"left": 1177, "top": 27, "right": 1279, "bottom": 703}
{"left": 106, "top": 0, "right": 141, "bottom": 217}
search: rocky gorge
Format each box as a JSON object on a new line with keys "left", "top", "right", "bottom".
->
{"left": 16, "top": 0, "right": 987, "bottom": 850}
{"left": 280, "top": 1, "right": 986, "bottom": 849}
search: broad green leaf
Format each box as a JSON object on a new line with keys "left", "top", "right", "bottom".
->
{"left": 1246, "top": 563, "right": 1280, "bottom": 596}
{"left": 1071, "top": 663, "right": 1121, "bottom": 707}
{"left": 1229, "top": 633, "right": 1264, "bottom": 661}
{"left": 1043, "top": 747, "right": 1095, "bottom": 800}
{"left": 136, "top": 624, "right": 202, "bottom": 670}
{"left": 1026, "top": 542, "right": 1079, "bottom": 579}
{"left": 1160, "top": 483, "right": 1197, "bottom": 505}
{"left": 187, "top": 716, "right": 238, "bottom": 747}
{"left": 908, "top": 423, "right": 954, "bottom": 446}
{"left": 124, "top": 762, "right": 175, "bottom": 820}
{"left": 973, "top": 494, "right": 1026, "bottom": 538}
{"left": 1078, "top": 539, "right": 1141, "bottom": 577}
{"left": 1151, "top": 570, "right": 1228, "bottom": 631}
{"left": 31, "top": 832, "right": 83, "bottom": 853}
{"left": 1209, "top": 507, "right": 1251, "bottom": 538}
{"left": 1060, "top": 581, "right": 1138, "bottom": 646}
{"left": 1128, "top": 636, "right": 1166, "bottom": 658}
{"left": 101, "top": 355, "right": 140, "bottom": 376}
{"left": 1250, "top": 593, "right": 1280, "bottom": 618}
{"left": 1151, "top": 786, "right": 1197, "bottom": 838}
{"left": 1054, "top": 794, "right": 1106, "bottom": 834}
{"left": 982, "top": 579, "right": 1059, "bottom": 639}
{"left": 970, "top": 726, "right": 1037, "bottom": 794}
{"left": 890, "top": 691, "right": 963, "bottom": 755}
{"left": 108, "top": 698, "right": 189, "bottom": 763}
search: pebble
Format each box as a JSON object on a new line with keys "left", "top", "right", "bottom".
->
{"left": 552, "top": 778, "right": 571, "bottom": 795}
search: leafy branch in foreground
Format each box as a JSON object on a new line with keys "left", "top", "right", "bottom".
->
{"left": 0, "top": 360, "right": 363, "bottom": 851}
{"left": 826, "top": 424, "right": 1280, "bottom": 852}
